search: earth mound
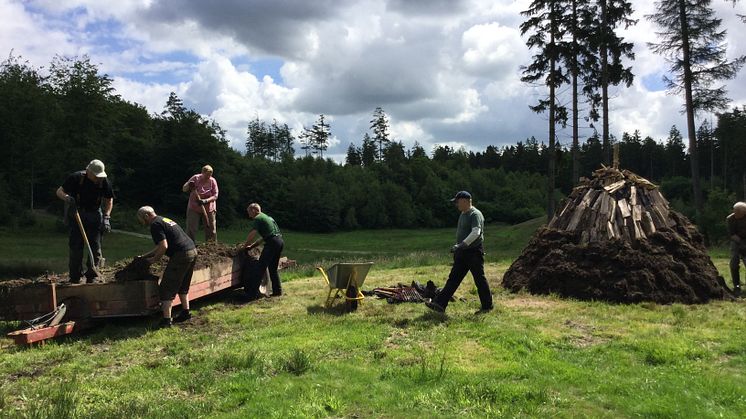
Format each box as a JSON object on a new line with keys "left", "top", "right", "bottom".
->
{"left": 502, "top": 166, "right": 733, "bottom": 304}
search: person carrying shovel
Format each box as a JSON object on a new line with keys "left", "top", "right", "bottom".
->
{"left": 182, "top": 165, "right": 218, "bottom": 242}
{"left": 56, "top": 159, "right": 114, "bottom": 284}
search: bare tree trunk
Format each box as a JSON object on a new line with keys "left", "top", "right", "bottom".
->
{"left": 710, "top": 129, "right": 715, "bottom": 190}
{"left": 601, "top": 0, "right": 611, "bottom": 165}
{"left": 678, "top": 0, "right": 703, "bottom": 221}
{"left": 572, "top": 0, "right": 580, "bottom": 185}
{"left": 30, "top": 164, "right": 34, "bottom": 211}
{"left": 548, "top": 21, "right": 557, "bottom": 221}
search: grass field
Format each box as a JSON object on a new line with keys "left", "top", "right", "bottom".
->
{"left": 1, "top": 214, "right": 745, "bottom": 418}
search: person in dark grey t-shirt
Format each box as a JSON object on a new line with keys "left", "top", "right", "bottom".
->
{"left": 426, "top": 191, "right": 493, "bottom": 314}
{"left": 137, "top": 206, "right": 197, "bottom": 327}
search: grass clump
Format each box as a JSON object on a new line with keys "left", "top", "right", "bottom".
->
{"left": 280, "top": 349, "right": 312, "bottom": 376}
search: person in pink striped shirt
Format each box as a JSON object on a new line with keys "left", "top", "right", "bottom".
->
{"left": 182, "top": 165, "right": 219, "bottom": 242}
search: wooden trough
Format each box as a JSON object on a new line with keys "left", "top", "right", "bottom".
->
{"left": 3, "top": 256, "right": 242, "bottom": 345}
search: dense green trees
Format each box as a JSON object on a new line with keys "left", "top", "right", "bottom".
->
{"left": 1, "top": 54, "right": 745, "bottom": 244}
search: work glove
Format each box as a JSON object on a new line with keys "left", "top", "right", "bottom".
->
{"left": 65, "top": 195, "right": 76, "bottom": 206}
{"left": 103, "top": 215, "right": 112, "bottom": 233}
{"left": 199, "top": 198, "right": 209, "bottom": 205}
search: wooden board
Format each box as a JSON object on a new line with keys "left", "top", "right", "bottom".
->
{"left": 1, "top": 258, "right": 242, "bottom": 321}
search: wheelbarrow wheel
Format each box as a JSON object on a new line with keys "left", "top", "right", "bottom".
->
{"left": 345, "top": 285, "right": 359, "bottom": 312}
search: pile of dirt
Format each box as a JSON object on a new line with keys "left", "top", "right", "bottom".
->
{"left": 195, "top": 241, "right": 241, "bottom": 270}
{"left": 111, "top": 241, "right": 240, "bottom": 282}
{"left": 502, "top": 226, "right": 731, "bottom": 304}
{"left": 502, "top": 166, "right": 733, "bottom": 304}
{"left": 0, "top": 242, "right": 244, "bottom": 289}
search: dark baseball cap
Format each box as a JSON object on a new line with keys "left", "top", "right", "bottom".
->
{"left": 450, "top": 190, "right": 472, "bottom": 202}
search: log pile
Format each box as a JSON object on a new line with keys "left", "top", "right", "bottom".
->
{"left": 502, "top": 165, "right": 734, "bottom": 304}
{"left": 548, "top": 166, "right": 674, "bottom": 244}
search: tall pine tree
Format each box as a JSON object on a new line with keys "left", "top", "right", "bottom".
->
{"left": 648, "top": 0, "right": 746, "bottom": 220}
{"left": 521, "top": 0, "right": 570, "bottom": 220}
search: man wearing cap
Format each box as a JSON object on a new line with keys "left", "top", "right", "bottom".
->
{"left": 426, "top": 191, "right": 493, "bottom": 314}
{"left": 727, "top": 201, "right": 746, "bottom": 297}
{"left": 243, "top": 203, "right": 284, "bottom": 298}
{"left": 56, "top": 159, "right": 114, "bottom": 283}
{"left": 182, "top": 165, "right": 219, "bottom": 242}
{"left": 137, "top": 206, "right": 197, "bottom": 327}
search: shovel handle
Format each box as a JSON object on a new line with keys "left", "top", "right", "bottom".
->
{"left": 73, "top": 210, "right": 99, "bottom": 275}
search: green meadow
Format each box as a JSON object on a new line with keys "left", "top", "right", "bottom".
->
{"left": 0, "top": 215, "right": 744, "bottom": 418}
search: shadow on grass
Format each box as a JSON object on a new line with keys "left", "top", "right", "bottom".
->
{"left": 306, "top": 304, "right": 352, "bottom": 317}
{"left": 412, "top": 311, "right": 448, "bottom": 326}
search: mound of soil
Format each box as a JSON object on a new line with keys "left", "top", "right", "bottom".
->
{"left": 0, "top": 242, "right": 244, "bottom": 289}
{"left": 502, "top": 220, "right": 733, "bottom": 304}
{"left": 109, "top": 241, "right": 241, "bottom": 282}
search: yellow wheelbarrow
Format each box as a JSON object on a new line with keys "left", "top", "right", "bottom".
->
{"left": 316, "top": 262, "right": 373, "bottom": 311}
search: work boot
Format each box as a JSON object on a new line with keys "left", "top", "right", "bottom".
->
{"left": 158, "top": 317, "right": 173, "bottom": 328}
{"left": 69, "top": 277, "right": 81, "bottom": 284}
{"left": 734, "top": 284, "right": 742, "bottom": 298}
{"left": 475, "top": 305, "right": 494, "bottom": 315}
{"left": 173, "top": 310, "right": 192, "bottom": 323}
{"left": 425, "top": 300, "right": 445, "bottom": 313}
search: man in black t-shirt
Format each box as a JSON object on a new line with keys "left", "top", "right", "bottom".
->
{"left": 137, "top": 206, "right": 197, "bottom": 327}
{"left": 56, "top": 159, "right": 114, "bottom": 283}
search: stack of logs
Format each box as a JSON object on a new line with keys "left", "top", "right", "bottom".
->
{"left": 549, "top": 166, "right": 676, "bottom": 244}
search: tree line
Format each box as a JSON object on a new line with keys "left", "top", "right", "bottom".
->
{"left": 519, "top": 0, "right": 745, "bottom": 222}
{"left": 1, "top": 51, "right": 744, "bottom": 241}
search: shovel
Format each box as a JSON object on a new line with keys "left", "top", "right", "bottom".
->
{"left": 73, "top": 208, "right": 102, "bottom": 279}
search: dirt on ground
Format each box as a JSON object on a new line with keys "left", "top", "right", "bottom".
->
{"left": 0, "top": 242, "right": 243, "bottom": 288}
{"left": 502, "top": 215, "right": 733, "bottom": 304}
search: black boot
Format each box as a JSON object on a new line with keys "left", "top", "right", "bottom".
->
{"left": 173, "top": 309, "right": 192, "bottom": 323}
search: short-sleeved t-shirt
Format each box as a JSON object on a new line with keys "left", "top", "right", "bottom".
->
{"left": 62, "top": 171, "right": 114, "bottom": 211}
{"left": 150, "top": 216, "right": 196, "bottom": 257}
{"left": 727, "top": 213, "right": 746, "bottom": 239}
{"left": 187, "top": 173, "right": 219, "bottom": 213}
{"left": 456, "top": 207, "right": 484, "bottom": 249}
{"left": 251, "top": 213, "right": 281, "bottom": 240}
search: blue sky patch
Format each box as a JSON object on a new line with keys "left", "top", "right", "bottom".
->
{"left": 232, "top": 56, "right": 285, "bottom": 85}
{"left": 642, "top": 73, "right": 668, "bottom": 92}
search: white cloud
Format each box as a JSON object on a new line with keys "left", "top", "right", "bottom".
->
{"left": 461, "top": 22, "right": 527, "bottom": 78}
{"left": 6, "top": 0, "right": 746, "bottom": 160}
{"left": 0, "top": 0, "right": 77, "bottom": 64}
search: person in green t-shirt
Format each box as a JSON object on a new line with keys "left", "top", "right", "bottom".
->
{"left": 242, "top": 203, "right": 284, "bottom": 298}
{"left": 426, "top": 191, "right": 493, "bottom": 314}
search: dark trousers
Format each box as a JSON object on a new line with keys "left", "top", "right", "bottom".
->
{"left": 244, "top": 236, "right": 284, "bottom": 297}
{"left": 69, "top": 209, "right": 103, "bottom": 281}
{"left": 435, "top": 246, "right": 492, "bottom": 310}
{"left": 730, "top": 241, "right": 746, "bottom": 287}
{"left": 260, "top": 236, "right": 284, "bottom": 295}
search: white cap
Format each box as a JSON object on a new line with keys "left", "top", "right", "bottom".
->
{"left": 87, "top": 159, "right": 107, "bottom": 178}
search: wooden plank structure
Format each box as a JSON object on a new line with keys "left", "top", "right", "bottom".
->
{"left": 548, "top": 166, "right": 678, "bottom": 245}
{"left": 3, "top": 257, "right": 243, "bottom": 345}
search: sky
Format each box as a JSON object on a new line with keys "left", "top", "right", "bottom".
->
{"left": 2, "top": 0, "right": 745, "bottom": 162}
